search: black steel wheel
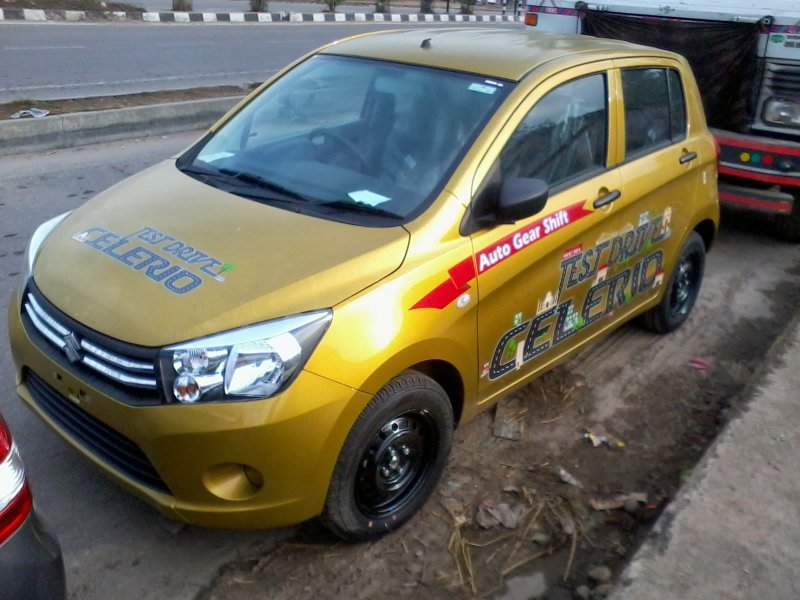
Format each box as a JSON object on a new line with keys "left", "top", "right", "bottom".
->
{"left": 640, "top": 231, "right": 705, "bottom": 334}
{"left": 321, "top": 371, "right": 453, "bottom": 541}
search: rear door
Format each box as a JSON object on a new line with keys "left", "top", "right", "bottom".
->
{"left": 614, "top": 58, "right": 704, "bottom": 308}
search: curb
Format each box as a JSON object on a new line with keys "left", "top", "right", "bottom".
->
{"left": 609, "top": 308, "right": 800, "bottom": 600}
{"left": 0, "top": 96, "right": 241, "bottom": 156}
{"left": 0, "top": 8, "right": 523, "bottom": 23}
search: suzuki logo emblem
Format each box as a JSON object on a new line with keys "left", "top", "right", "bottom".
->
{"left": 63, "top": 333, "right": 82, "bottom": 364}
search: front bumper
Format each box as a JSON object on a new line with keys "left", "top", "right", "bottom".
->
{"left": 713, "top": 128, "right": 800, "bottom": 215}
{"left": 8, "top": 293, "right": 371, "bottom": 529}
{"left": 0, "top": 511, "right": 66, "bottom": 600}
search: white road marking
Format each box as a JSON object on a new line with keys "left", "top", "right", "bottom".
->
{"left": 3, "top": 45, "right": 86, "bottom": 50}
{"left": 153, "top": 42, "right": 217, "bottom": 47}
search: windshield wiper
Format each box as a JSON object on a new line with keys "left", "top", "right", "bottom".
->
{"left": 219, "top": 168, "right": 310, "bottom": 203}
{"left": 179, "top": 162, "right": 229, "bottom": 182}
{"left": 316, "top": 200, "right": 403, "bottom": 220}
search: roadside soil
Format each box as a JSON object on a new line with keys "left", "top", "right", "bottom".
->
{"left": 1, "top": 86, "right": 253, "bottom": 120}
{"left": 197, "top": 214, "right": 800, "bottom": 600}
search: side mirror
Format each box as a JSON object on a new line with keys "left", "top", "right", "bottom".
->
{"left": 469, "top": 177, "right": 549, "bottom": 231}
{"left": 496, "top": 177, "right": 549, "bottom": 222}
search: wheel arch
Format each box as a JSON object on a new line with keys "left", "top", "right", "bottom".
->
{"left": 693, "top": 218, "right": 716, "bottom": 251}
{"left": 406, "top": 360, "right": 465, "bottom": 427}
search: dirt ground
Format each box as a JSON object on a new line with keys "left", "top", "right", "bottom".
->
{"left": 192, "top": 214, "right": 800, "bottom": 600}
{"left": 2, "top": 86, "right": 252, "bottom": 120}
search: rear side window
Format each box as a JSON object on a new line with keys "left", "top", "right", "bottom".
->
{"left": 622, "top": 68, "right": 686, "bottom": 157}
{"left": 500, "top": 73, "right": 608, "bottom": 189}
{"left": 667, "top": 69, "right": 687, "bottom": 140}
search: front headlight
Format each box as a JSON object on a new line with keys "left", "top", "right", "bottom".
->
{"left": 762, "top": 97, "right": 800, "bottom": 129}
{"left": 158, "top": 310, "right": 332, "bottom": 404}
{"left": 23, "top": 211, "right": 72, "bottom": 281}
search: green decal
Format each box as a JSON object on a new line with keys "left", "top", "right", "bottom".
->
{"left": 502, "top": 339, "right": 518, "bottom": 362}
{"left": 770, "top": 34, "right": 785, "bottom": 43}
{"left": 220, "top": 264, "right": 235, "bottom": 273}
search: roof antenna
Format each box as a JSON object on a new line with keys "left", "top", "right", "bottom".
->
{"left": 421, "top": 38, "right": 432, "bottom": 49}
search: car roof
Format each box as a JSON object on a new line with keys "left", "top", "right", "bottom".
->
{"left": 319, "top": 28, "right": 679, "bottom": 82}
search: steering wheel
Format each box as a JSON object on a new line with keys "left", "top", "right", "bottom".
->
{"left": 309, "top": 128, "right": 369, "bottom": 173}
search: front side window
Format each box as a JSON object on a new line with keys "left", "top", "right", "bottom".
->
{"left": 622, "top": 67, "right": 686, "bottom": 157}
{"left": 178, "top": 55, "right": 513, "bottom": 226}
{"left": 499, "top": 73, "right": 608, "bottom": 189}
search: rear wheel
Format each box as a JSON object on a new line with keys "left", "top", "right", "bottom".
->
{"left": 640, "top": 231, "right": 705, "bottom": 334}
{"left": 321, "top": 371, "right": 453, "bottom": 541}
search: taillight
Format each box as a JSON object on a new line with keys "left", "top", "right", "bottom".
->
{"left": 524, "top": 12, "right": 538, "bottom": 26}
{"left": 0, "top": 414, "right": 32, "bottom": 545}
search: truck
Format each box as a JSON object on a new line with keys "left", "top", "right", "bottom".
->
{"left": 524, "top": 0, "right": 800, "bottom": 241}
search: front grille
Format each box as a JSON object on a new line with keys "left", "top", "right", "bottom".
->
{"left": 762, "top": 61, "right": 800, "bottom": 97}
{"left": 26, "top": 370, "right": 170, "bottom": 494}
{"left": 23, "top": 290, "right": 157, "bottom": 389}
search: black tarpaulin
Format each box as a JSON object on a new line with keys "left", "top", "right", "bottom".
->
{"left": 581, "top": 9, "right": 760, "bottom": 132}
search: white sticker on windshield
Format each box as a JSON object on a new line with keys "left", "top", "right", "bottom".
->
{"left": 198, "top": 151, "right": 234, "bottom": 163}
{"left": 348, "top": 190, "right": 392, "bottom": 207}
{"left": 468, "top": 83, "right": 497, "bottom": 95}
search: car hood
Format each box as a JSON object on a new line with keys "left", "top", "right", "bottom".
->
{"left": 32, "top": 160, "right": 409, "bottom": 347}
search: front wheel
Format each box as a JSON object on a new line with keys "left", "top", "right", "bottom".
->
{"left": 321, "top": 371, "right": 453, "bottom": 541}
{"left": 640, "top": 231, "right": 705, "bottom": 334}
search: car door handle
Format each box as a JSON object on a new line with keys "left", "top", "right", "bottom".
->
{"left": 593, "top": 189, "right": 621, "bottom": 209}
{"left": 679, "top": 151, "right": 698, "bottom": 164}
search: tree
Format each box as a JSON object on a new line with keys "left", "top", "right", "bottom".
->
{"left": 172, "top": 0, "right": 192, "bottom": 10}
{"left": 375, "top": 0, "right": 390, "bottom": 12}
{"left": 250, "top": 0, "right": 268, "bottom": 11}
{"left": 420, "top": 0, "right": 433, "bottom": 13}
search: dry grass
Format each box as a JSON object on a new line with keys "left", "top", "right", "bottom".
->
{"left": 443, "top": 485, "right": 589, "bottom": 597}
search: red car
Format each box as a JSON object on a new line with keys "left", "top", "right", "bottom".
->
{"left": 0, "top": 411, "right": 65, "bottom": 599}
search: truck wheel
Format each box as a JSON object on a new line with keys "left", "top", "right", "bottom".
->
{"left": 640, "top": 231, "right": 705, "bottom": 334}
{"left": 774, "top": 196, "right": 800, "bottom": 243}
{"left": 321, "top": 371, "right": 453, "bottom": 541}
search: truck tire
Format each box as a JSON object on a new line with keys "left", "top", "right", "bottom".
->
{"left": 774, "top": 194, "right": 800, "bottom": 243}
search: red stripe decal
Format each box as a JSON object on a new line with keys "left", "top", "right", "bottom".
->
{"left": 411, "top": 257, "right": 476, "bottom": 310}
{"left": 475, "top": 202, "right": 592, "bottom": 276}
{"left": 411, "top": 201, "right": 592, "bottom": 310}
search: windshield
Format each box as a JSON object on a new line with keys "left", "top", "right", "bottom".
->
{"left": 178, "top": 54, "right": 513, "bottom": 226}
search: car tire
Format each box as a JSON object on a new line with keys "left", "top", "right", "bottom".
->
{"left": 640, "top": 231, "right": 705, "bottom": 334}
{"left": 321, "top": 370, "right": 453, "bottom": 541}
{"left": 774, "top": 194, "right": 800, "bottom": 243}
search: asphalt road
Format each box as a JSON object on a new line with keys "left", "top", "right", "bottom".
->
{"left": 0, "top": 21, "right": 517, "bottom": 103}
{"left": 1, "top": 132, "right": 799, "bottom": 600}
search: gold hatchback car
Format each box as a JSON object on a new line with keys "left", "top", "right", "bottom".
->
{"left": 9, "top": 29, "right": 718, "bottom": 540}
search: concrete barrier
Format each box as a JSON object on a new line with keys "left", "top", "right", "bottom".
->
{"left": 0, "top": 96, "right": 242, "bottom": 156}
